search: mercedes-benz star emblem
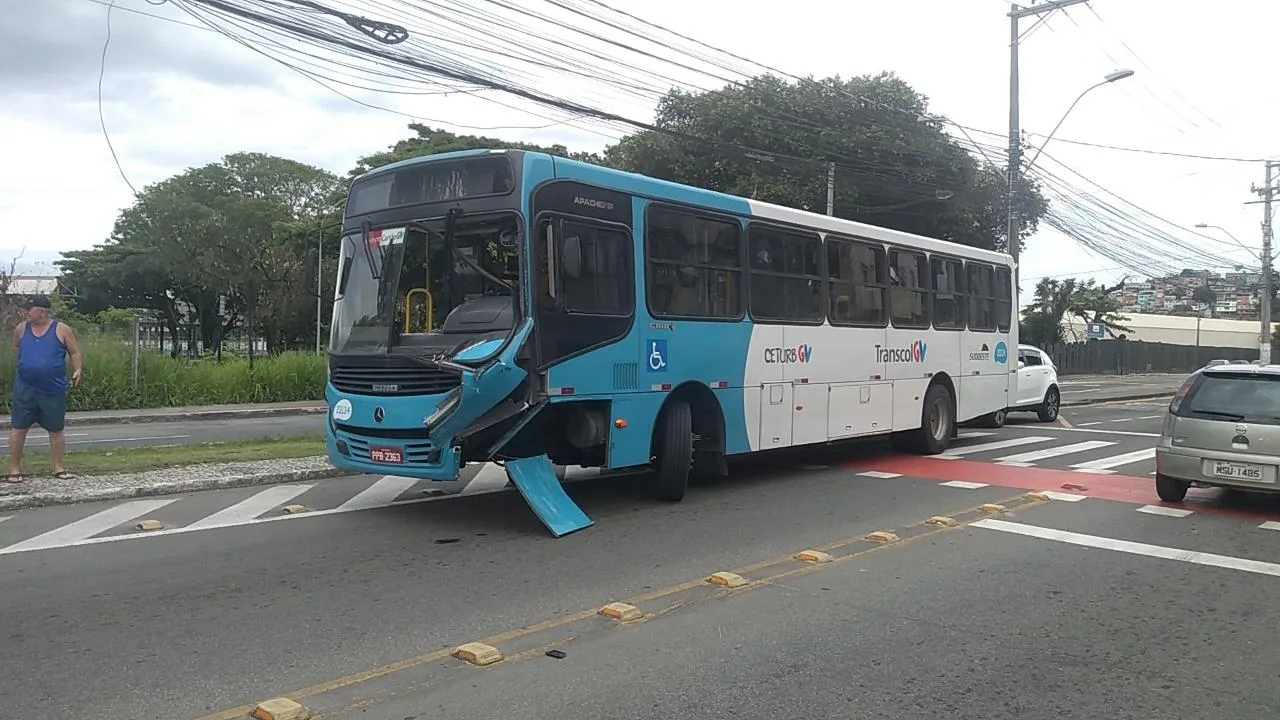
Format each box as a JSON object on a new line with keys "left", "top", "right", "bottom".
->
{"left": 374, "top": 407, "right": 385, "bottom": 423}
{"left": 1236, "top": 423, "right": 1249, "bottom": 434}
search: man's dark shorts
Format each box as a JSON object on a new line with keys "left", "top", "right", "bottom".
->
{"left": 10, "top": 380, "right": 67, "bottom": 433}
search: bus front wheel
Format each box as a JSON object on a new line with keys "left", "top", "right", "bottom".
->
{"left": 653, "top": 398, "right": 693, "bottom": 502}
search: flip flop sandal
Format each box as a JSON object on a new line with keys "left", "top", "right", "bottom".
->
{"left": 2, "top": 474, "right": 26, "bottom": 484}
{"left": 52, "top": 471, "right": 76, "bottom": 480}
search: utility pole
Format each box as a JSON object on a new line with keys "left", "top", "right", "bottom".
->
{"left": 1007, "top": 0, "right": 1091, "bottom": 286}
{"left": 1253, "top": 161, "right": 1278, "bottom": 363}
{"left": 826, "top": 161, "right": 835, "bottom": 216}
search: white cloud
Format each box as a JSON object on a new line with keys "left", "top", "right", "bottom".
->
{"left": 3, "top": 0, "right": 1276, "bottom": 294}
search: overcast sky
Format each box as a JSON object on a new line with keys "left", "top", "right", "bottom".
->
{"left": 3, "top": 0, "right": 1275, "bottom": 302}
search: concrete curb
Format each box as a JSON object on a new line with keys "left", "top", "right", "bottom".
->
{"left": 0, "top": 405, "right": 327, "bottom": 430}
{"left": 0, "top": 463, "right": 354, "bottom": 512}
{"left": 1062, "top": 391, "right": 1174, "bottom": 407}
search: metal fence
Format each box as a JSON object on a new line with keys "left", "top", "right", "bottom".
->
{"left": 1040, "top": 339, "right": 1260, "bottom": 375}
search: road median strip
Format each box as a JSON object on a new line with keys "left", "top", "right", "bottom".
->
{"left": 0, "top": 404, "right": 326, "bottom": 430}
{"left": 196, "top": 492, "right": 1047, "bottom": 720}
{"left": 0, "top": 434, "right": 349, "bottom": 511}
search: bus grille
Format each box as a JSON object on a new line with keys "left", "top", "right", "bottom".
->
{"left": 329, "top": 358, "right": 460, "bottom": 396}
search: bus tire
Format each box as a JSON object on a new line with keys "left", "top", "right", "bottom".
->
{"left": 653, "top": 398, "right": 693, "bottom": 502}
{"left": 910, "top": 383, "right": 954, "bottom": 455}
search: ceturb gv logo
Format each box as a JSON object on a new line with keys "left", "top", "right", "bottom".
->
{"left": 764, "top": 344, "right": 813, "bottom": 364}
{"left": 876, "top": 340, "right": 927, "bottom": 363}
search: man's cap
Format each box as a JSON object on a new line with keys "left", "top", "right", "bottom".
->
{"left": 23, "top": 295, "right": 51, "bottom": 309}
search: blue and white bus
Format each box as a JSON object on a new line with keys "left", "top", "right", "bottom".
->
{"left": 325, "top": 148, "right": 1017, "bottom": 536}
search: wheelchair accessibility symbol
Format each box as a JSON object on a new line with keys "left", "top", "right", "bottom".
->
{"left": 646, "top": 339, "right": 668, "bottom": 372}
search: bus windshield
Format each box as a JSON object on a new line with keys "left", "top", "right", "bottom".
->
{"left": 329, "top": 213, "right": 522, "bottom": 356}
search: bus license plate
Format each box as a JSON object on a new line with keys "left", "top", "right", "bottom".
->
{"left": 370, "top": 446, "right": 404, "bottom": 464}
{"left": 1210, "top": 461, "right": 1268, "bottom": 481}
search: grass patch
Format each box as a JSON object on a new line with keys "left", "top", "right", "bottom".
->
{"left": 0, "top": 331, "right": 328, "bottom": 412}
{"left": 10, "top": 433, "right": 327, "bottom": 476}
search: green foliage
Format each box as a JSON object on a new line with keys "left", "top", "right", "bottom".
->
{"left": 1019, "top": 276, "right": 1132, "bottom": 348}
{"left": 58, "top": 152, "right": 344, "bottom": 357}
{"left": 0, "top": 334, "right": 325, "bottom": 413}
{"left": 351, "top": 122, "right": 603, "bottom": 177}
{"left": 602, "top": 73, "right": 1049, "bottom": 253}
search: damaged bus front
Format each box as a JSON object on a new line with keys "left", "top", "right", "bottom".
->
{"left": 324, "top": 150, "right": 590, "bottom": 536}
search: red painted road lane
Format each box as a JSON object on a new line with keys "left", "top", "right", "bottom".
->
{"left": 849, "top": 454, "right": 1280, "bottom": 522}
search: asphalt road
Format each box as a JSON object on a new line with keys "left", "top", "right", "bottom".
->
{"left": 3, "top": 400, "right": 1280, "bottom": 720}
{"left": 1057, "top": 372, "right": 1185, "bottom": 404}
{"left": 0, "top": 414, "right": 324, "bottom": 453}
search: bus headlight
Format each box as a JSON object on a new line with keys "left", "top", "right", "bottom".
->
{"left": 425, "top": 388, "right": 462, "bottom": 433}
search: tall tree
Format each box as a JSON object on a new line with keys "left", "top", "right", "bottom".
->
{"left": 60, "top": 153, "right": 343, "bottom": 355}
{"left": 601, "top": 72, "right": 1048, "bottom": 253}
{"left": 351, "top": 123, "right": 603, "bottom": 177}
{"left": 1019, "top": 277, "right": 1132, "bottom": 348}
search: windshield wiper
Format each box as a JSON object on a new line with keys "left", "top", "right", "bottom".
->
{"left": 360, "top": 218, "right": 382, "bottom": 280}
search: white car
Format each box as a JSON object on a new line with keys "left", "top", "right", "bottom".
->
{"left": 974, "top": 343, "right": 1061, "bottom": 428}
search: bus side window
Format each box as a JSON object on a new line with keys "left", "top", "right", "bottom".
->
{"left": 888, "top": 249, "right": 929, "bottom": 328}
{"left": 931, "top": 256, "right": 966, "bottom": 330}
{"left": 827, "top": 238, "right": 887, "bottom": 326}
{"left": 966, "top": 262, "right": 997, "bottom": 332}
{"left": 994, "top": 266, "right": 1013, "bottom": 332}
{"left": 646, "top": 206, "right": 742, "bottom": 320}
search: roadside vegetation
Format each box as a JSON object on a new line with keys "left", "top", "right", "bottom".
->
{"left": 0, "top": 331, "right": 326, "bottom": 413}
{"left": 15, "top": 434, "right": 327, "bottom": 476}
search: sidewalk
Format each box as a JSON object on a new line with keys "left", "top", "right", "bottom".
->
{"left": 0, "top": 400, "right": 327, "bottom": 430}
{"left": 0, "top": 455, "right": 344, "bottom": 511}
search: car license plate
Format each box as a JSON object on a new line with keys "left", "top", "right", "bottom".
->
{"left": 369, "top": 446, "right": 404, "bottom": 464}
{"left": 1210, "top": 461, "right": 1269, "bottom": 481}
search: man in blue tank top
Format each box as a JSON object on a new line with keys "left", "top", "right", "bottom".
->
{"left": 6, "top": 295, "right": 83, "bottom": 484}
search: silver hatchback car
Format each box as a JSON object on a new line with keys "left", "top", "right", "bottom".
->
{"left": 1155, "top": 364, "right": 1280, "bottom": 502}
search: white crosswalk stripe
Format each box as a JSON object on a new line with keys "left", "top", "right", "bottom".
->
{"left": 0, "top": 463, "right": 605, "bottom": 556}
{"left": 1, "top": 498, "right": 178, "bottom": 555}
{"left": 1070, "top": 448, "right": 1156, "bottom": 473}
{"left": 995, "top": 440, "right": 1116, "bottom": 464}
{"left": 187, "top": 484, "right": 315, "bottom": 530}
{"left": 339, "top": 475, "right": 419, "bottom": 511}
{"left": 939, "top": 436, "right": 1053, "bottom": 458}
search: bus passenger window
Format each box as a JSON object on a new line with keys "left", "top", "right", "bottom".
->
{"left": 994, "top": 266, "right": 1013, "bottom": 332}
{"left": 827, "top": 238, "right": 887, "bottom": 326}
{"left": 931, "top": 257, "right": 965, "bottom": 330}
{"left": 888, "top": 249, "right": 929, "bottom": 328}
{"left": 748, "top": 224, "right": 823, "bottom": 323}
{"left": 646, "top": 206, "right": 742, "bottom": 319}
{"left": 966, "top": 262, "right": 997, "bottom": 332}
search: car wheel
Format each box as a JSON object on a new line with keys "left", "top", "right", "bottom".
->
{"left": 1036, "top": 387, "right": 1060, "bottom": 423}
{"left": 1155, "top": 473, "right": 1189, "bottom": 503}
{"left": 979, "top": 408, "right": 1007, "bottom": 428}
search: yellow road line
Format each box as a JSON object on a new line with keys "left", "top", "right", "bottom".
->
{"left": 194, "top": 492, "right": 1038, "bottom": 720}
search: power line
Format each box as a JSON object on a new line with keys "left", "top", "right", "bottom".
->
{"left": 121, "top": 0, "right": 1252, "bottom": 268}
{"left": 97, "top": 0, "right": 139, "bottom": 196}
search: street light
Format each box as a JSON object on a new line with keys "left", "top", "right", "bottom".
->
{"left": 1007, "top": 66, "right": 1135, "bottom": 282}
{"left": 1194, "top": 223, "right": 1258, "bottom": 259}
{"left": 1023, "top": 69, "right": 1136, "bottom": 173}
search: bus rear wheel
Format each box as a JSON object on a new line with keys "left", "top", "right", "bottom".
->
{"left": 653, "top": 398, "right": 693, "bottom": 502}
{"left": 909, "top": 383, "right": 954, "bottom": 455}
